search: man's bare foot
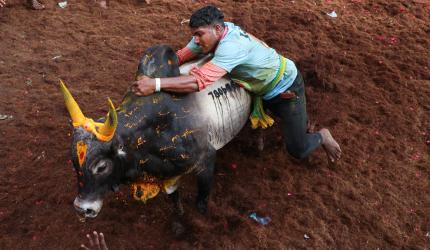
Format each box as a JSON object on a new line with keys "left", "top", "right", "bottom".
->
{"left": 29, "top": 0, "right": 44, "bottom": 10}
{"left": 319, "top": 128, "right": 341, "bottom": 163}
{"left": 98, "top": 0, "right": 107, "bottom": 8}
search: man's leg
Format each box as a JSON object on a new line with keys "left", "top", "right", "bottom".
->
{"left": 265, "top": 72, "right": 341, "bottom": 162}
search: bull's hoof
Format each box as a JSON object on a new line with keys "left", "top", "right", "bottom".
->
{"left": 196, "top": 199, "right": 208, "bottom": 214}
{"left": 171, "top": 221, "right": 185, "bottom": 237}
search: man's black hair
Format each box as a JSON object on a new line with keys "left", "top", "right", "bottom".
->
{"left": 189, "top": 5, "right": 225, "bottom": 28}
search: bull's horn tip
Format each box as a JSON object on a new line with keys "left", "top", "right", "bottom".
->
{"left": 107, "top": 98, "right": 115, "bottom": 108}
{"left": 59, "top": 79, "right": 69, "bottom": 90}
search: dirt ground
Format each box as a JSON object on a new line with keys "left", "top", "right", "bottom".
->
{"left": 0, "top": 0, "right": 429, "bottom": 249}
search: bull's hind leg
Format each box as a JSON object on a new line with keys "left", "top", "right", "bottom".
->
{"left": 196, "top": 150, "right": 216, "bottom": 214}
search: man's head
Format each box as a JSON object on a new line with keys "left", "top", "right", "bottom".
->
{"left": 189, "top": 5, "right": 225, "bottom": 53}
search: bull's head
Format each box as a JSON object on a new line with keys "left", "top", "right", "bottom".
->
{"left": 60, "top": 80, "right": 122, "bottom": 218}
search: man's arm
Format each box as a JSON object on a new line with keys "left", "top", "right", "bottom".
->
{"left": 132, "top": 75, "right": 199, "bottom": 96}
{"left": 132, "top": 62, "right": 227, "bottom": 96}
{"left": 176, "top": 47, "right": 197, "bottom": 66}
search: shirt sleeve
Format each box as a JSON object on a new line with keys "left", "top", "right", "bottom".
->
{"left": 176, "top": 47, "right": 197, "bottom": 66}
{"left": 189, "top": 62, "right": 227, "bottom": 91}
{"left": 210, "top": 41, "right": 248, "bottom": 73}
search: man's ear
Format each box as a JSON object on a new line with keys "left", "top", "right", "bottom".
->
{"left": 214, "top": 24, "right": 223, "bottom": 36}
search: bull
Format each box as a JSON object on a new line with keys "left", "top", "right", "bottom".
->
{"left": 60, "top": 45, "right": 251, "bottom": 220}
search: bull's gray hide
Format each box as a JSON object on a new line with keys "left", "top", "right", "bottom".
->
{"left": 179, "top": 55, "right": 251, "bottom": 149}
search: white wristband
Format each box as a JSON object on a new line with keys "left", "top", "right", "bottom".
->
{"left": 155, "top": 78, "right": 161, "bottom": 92}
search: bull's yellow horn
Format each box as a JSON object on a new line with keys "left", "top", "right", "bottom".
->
{"left": 59, "top": 80, "right": 117, "bottom": 142}
{"left": 59, "top": 80, "right": 86, "bottom": 127}
{"left": 96, "top": 98, "right": 117, "bottom": 142}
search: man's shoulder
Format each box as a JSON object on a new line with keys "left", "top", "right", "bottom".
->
{"left": 215, "top": 40, "right": 244, "bottom": 57}
{"left": 223, "top": 23, "right": 253, "bottom": 45}
{"left": 213, "top": 23, "right": 251, "bottom": 58}
{"left": 224, "top": 22, "right": 244, "bottom": 37}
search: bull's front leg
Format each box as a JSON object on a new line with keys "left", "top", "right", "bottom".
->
{"left": 196, "top": 149, "right": 216, "bottom": 214}
{"left": 168, "top": 190, "right": 184, "bottom": 216}
{"left": 168, "top": 190, "right": 186, "bottom": 237}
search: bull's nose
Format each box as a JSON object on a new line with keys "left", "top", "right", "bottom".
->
{"left": 84, "top": 208, "right": 97, "bottom": 218}
{"left": 73, "top": 200, "right": 86, "bottom": 214}
{"left": 73, "top": 205, "right": 97, "bottom": 218}
{"left": 73, "top": 197, "right": 103, "bottom": 218}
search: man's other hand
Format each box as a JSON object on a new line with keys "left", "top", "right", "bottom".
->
{"left": 81, "top": 231, "right": 108, "bottom": 250}
{"left": 0, "top": 0, "right": 7, "bottom": 8}
{"left": 132, "top": 77, "right": 155, "bottom": 96}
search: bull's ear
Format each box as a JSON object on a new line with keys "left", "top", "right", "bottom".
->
{"left": 110, "top": 136, "right": 126, "bottom": 157}
{"left": 59, "top": 80, "right": 87, "bottom": 127}
{"left": 96, "top": 98, "right": 117, "bottom": 142}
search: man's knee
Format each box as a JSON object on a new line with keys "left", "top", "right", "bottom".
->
{"left": 286, "top": 143, "right": 308, "bottom": 160}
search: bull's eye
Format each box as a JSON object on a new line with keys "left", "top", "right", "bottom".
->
{"left": 97, "top": 165, "right": 106, "bottom": 174}
{"left": 91, "top": 159, "right": 113, "bottom": 176}
{"left": 95, "top": 161, "right": 107, "bottom": 174}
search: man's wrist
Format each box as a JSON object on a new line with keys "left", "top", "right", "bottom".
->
{"left": 155, "top": 78, "right": 161, "bottom": 92}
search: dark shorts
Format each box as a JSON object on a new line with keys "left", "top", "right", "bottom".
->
{"left": 263, "top": 71, "right": 322, "bottom": 159}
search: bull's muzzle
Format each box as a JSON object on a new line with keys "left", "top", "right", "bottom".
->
{"left": 73, "top": 197, "right": 103, "bottom": 218}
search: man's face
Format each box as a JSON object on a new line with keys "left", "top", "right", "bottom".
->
{"left": 191, "top": 24, "right": 223, "bottom": 53}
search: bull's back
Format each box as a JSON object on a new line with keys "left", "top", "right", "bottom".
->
{"left": 180, "top": 57, "right": 252, "bottom": 150}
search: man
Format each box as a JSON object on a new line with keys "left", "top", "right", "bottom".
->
{"left": 132, "top": 5, "right": 341, "bottom": 163}
{"left": 29, "top": 0, "right": 44, "bottom": 9}
{"left": 97, "top": 0, "right": 107, "bottom": 9}
{"left": 96, "top": 0, "right": 150, "bottom": 8}
{"left": 28, "top": 0, "right": 45, "bottom": 10}
{"left": 0, "top": 0, "right": 45, "bottom": 10}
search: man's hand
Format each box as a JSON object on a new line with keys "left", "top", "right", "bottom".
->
{"left": 0, "top": 0, "right": 7, "bottom": 8}
{"left": 81, "top": 231, "right": 108, "bottom": 250}
{"left": 132, "top": 77, "right": 155, "bottom": 96}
